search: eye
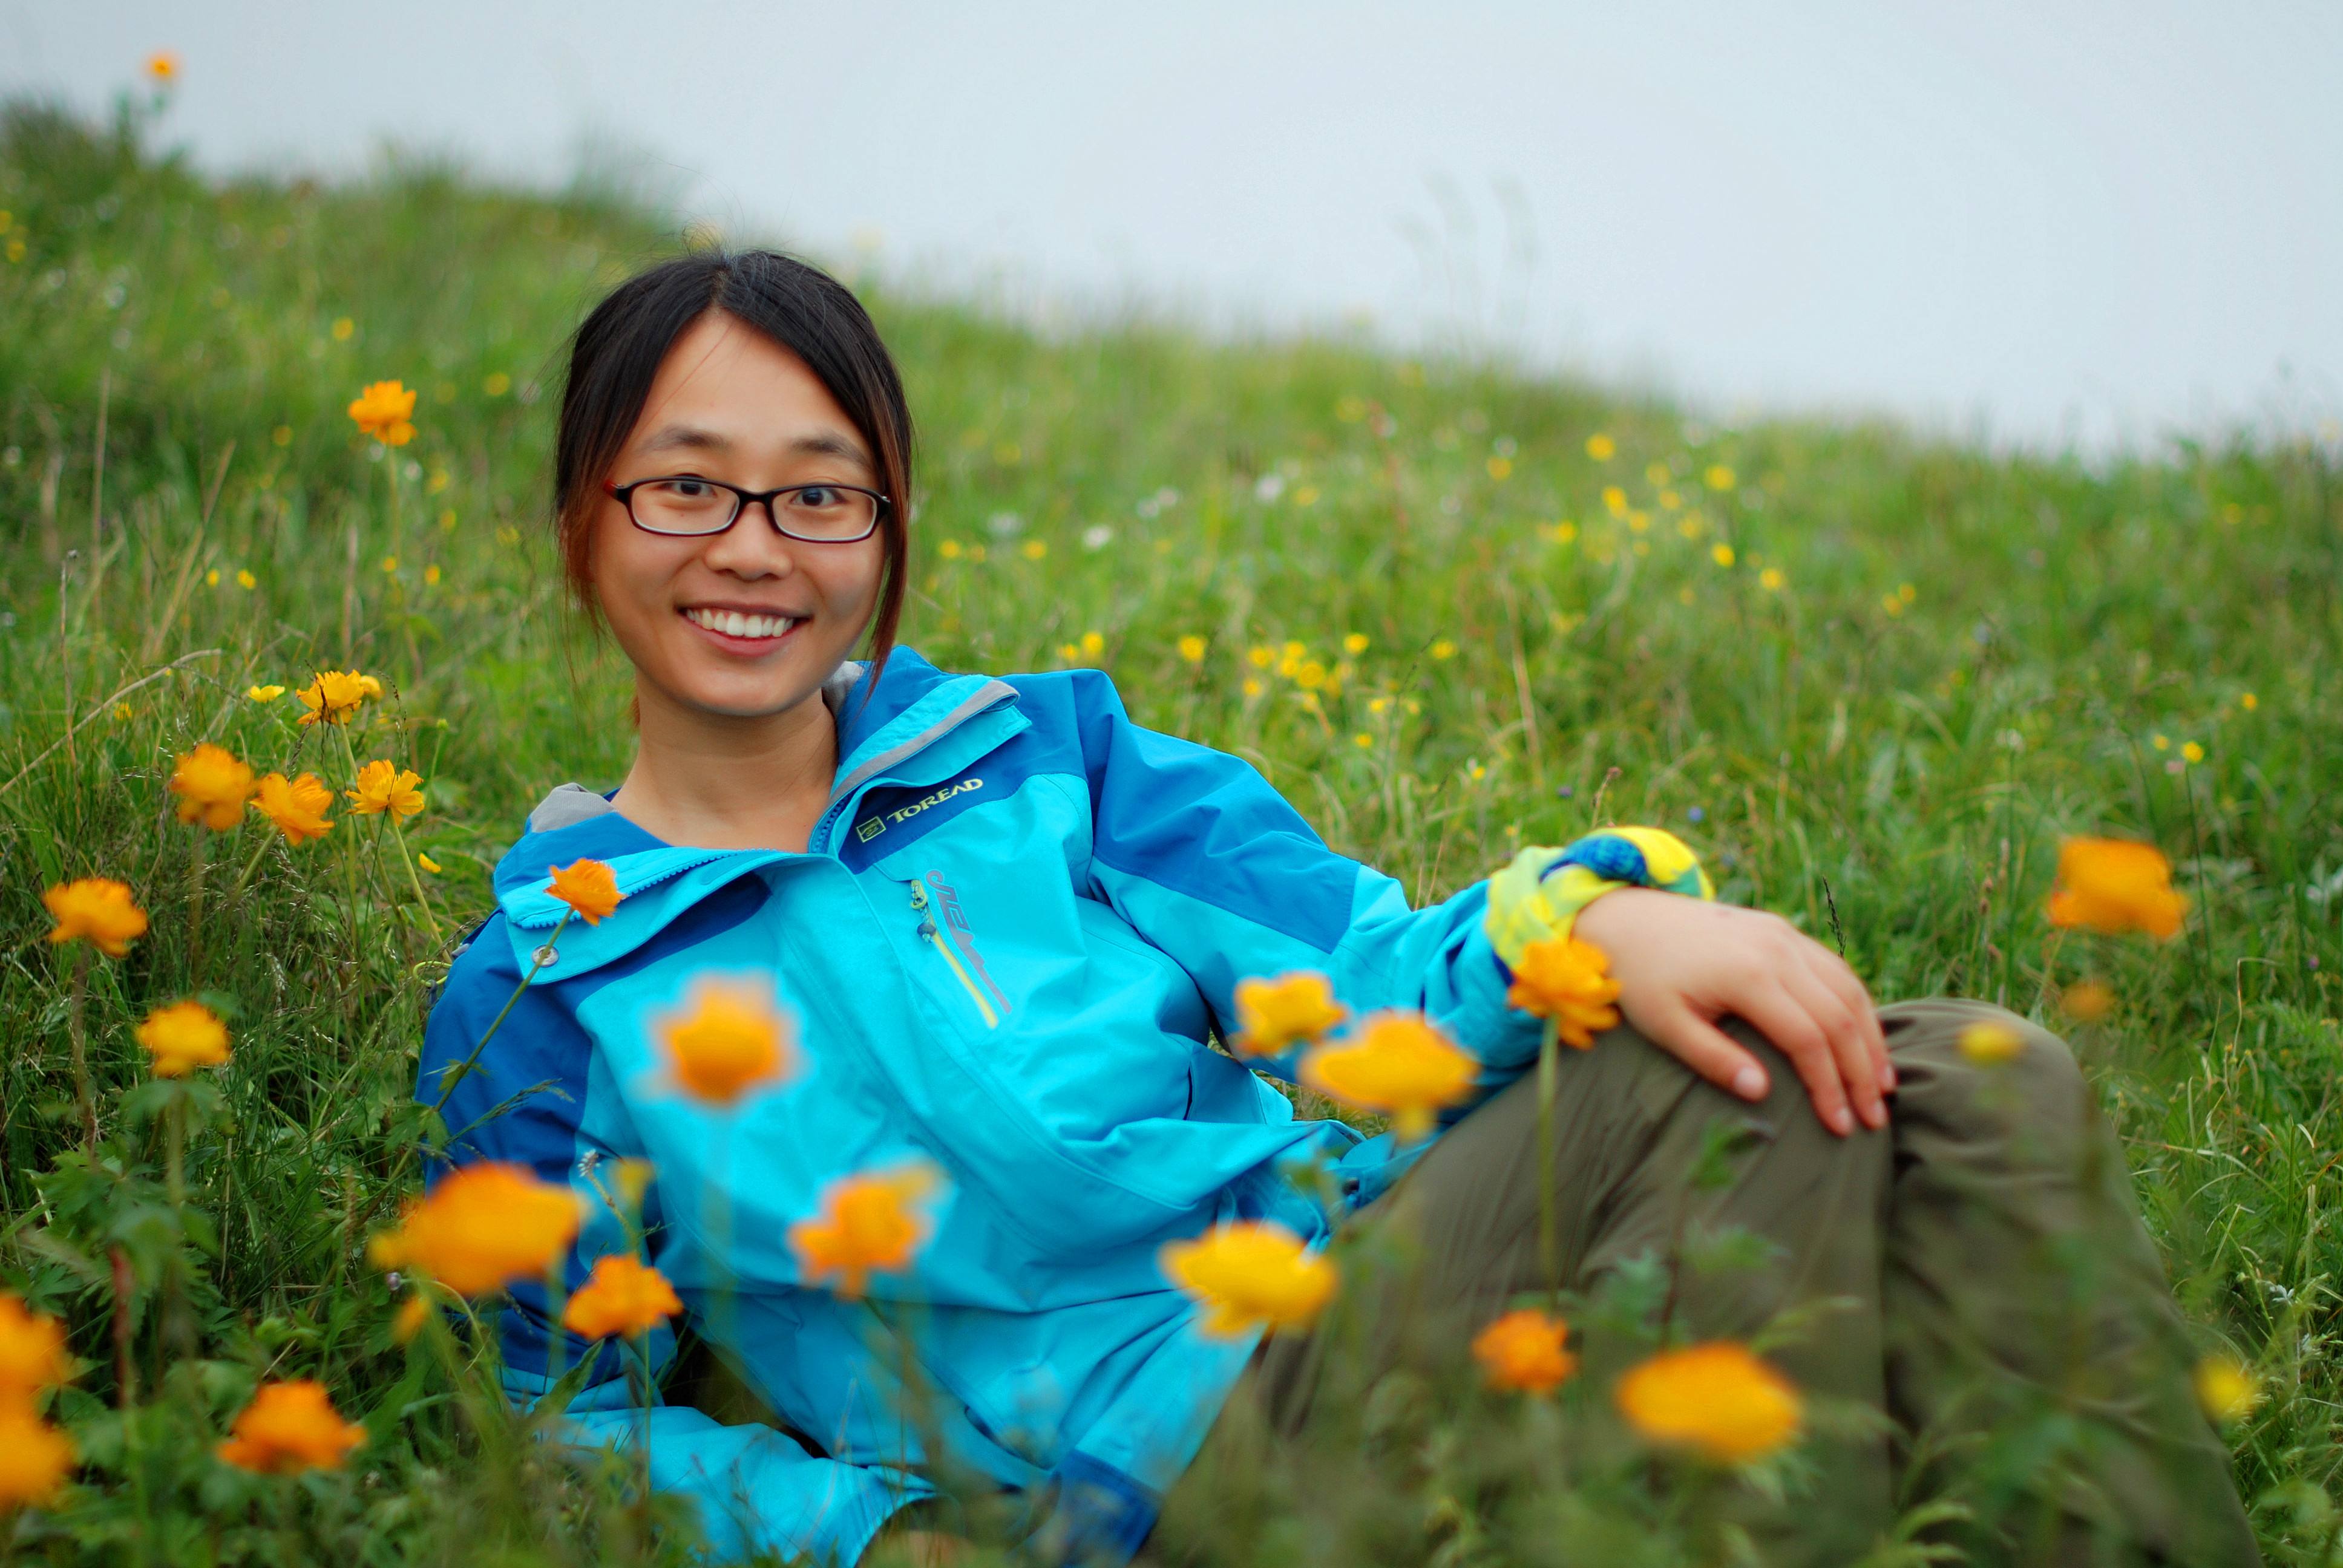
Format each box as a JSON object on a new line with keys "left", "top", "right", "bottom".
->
{"left": 791, "top": 485, "right": 844, "bottom": 508}
{"left": 653, "top": 478, "right": 718, "bottom": 499}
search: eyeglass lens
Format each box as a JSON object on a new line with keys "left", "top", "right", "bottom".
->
{"left": 631, "top": 479, "right": 877, "bottom": 540}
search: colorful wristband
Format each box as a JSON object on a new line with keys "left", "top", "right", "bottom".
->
{"left": 1483, "top": 826, "right": 1715, "bottom": 975}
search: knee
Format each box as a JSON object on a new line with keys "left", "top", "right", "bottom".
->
{"left": 1879, "top": 998, "right": 2096, "bottom": 1145}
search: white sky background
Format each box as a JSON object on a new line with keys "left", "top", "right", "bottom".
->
{"left": 5, "top": 1, "right": 2341, "bottom": 451}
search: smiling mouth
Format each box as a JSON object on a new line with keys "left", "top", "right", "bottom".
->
{"left": 683, "top": 606, "right": 804, "bottom": 641}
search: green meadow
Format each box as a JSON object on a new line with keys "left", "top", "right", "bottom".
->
{"left": 1, "top": 91, "right": 2339, "bottom": 1564}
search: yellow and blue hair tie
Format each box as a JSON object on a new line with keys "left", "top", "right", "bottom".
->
{"left": 1484, "top": 826, "right": 1715, "bottom": 976}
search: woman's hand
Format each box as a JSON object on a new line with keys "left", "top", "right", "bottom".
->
{"left": 1570, "top": 887, "right": 1892, "bottom": 1135}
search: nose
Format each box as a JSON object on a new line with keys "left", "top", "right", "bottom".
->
{"left": 698, "top": 499, "right": 800, "bottom": 578}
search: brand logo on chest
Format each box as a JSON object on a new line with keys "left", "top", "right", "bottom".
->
{"left": 855, "top": 775, "right": 983, "bottom": 842}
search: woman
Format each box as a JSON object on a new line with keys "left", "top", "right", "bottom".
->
{"left": 418, "top": 250, "right": 2255, "bottom": 1567}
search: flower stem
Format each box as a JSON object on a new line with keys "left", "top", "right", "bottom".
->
{"left": 387, "top": 811, "right": 441, "bottom": 942}
{"left": 165, "top": 1083, "right": 186, "bottom": 1207}
{"left": 67, "top": 946, "right": 96, "bottom": 1152}
{"left": 186, "top": 829, "right": 207, "bottom": 981}
{"left": 428, "top": 907, "right": 572, "bottom": 1116}
{"left": 1536, "top": 1016, "right": 1560, "bottom": 1300}
{"left": 229, "top": 828, "right": 277, "bottom": 902}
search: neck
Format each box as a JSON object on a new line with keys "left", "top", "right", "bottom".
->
{"left": 613, "top": 679, "right": 841, "bottom": 852}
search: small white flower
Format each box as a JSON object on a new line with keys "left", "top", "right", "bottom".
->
{"left": 1081, "top": 524, "right": 1113, "bottom": 551}
{"left": 985, "top": 511, "right": 1024, "bottom": 538}
{"left": 1253, "top": 472, "right": 1286, "bottom": 503}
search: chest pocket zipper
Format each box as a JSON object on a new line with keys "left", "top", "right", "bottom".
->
{"left": 909, "top": 880, "right": 1000, "bottom": 1029}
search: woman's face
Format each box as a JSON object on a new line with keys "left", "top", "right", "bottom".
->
{"left": 590, "top": 310, "right": 888, "bottom": 725}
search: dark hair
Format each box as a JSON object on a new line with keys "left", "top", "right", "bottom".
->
{"left": 552, "top": 249, "right": 913, "bottom": 694}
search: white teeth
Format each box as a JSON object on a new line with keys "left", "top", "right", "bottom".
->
{"left": 687, "top": 607, "right": 799, "bottom": 639}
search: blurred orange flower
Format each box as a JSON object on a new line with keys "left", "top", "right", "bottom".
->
{"left": 0, "top": 1294, "right": 71, "bottom": 1398}
{"left": 789, "top": 1164, "right": 943, "bottom": 1299}
{"left": 1230, "top": 970, "right": 1348, "bottom": 1059}
{"left": 562, "top": 1255, "right": 683, "bottom": 1341}
{"left": 2045, "top": 837, "right": 2186, "bottom": 940}
{"left": 145, "top": 51, "right": 180, "bottom": 84}
{"left": 347, "top": 381, "right": 416, "bottom": 446}
{"left": 0, "top": 1405, "right": 75, "bottom": 1508}
{"left": 2061, "top": 980, "right": 2115, "bottom": 1023}
{"left": 545, "top": 858, "right": 622, "bottom": 926}
{"left": 1159, "top": 1220, "right": 1337, "bottom": 1338}
{"left": 1299, "top": 1011, "right": 1476, "bottom": 1142}
{"left": 1504, "top": 934, "right": 1622, "bottom": 1047}
{"left": 215, "top": 1380, "right": 367, "bottom": 1474}
{"left": 1616, "top": 1342, "right": 1802, "bottom": 1463}
{"left": 136, "top": 999, "right": 231, "bottom": 1077}
{"left": 1472, "top": 1308, "right": 1577, "bottom": 1393}
{"left": 42, "top": 878, "right": 146, "bottom": 958}
{"left": 368, "top": 1162, "right": 582, "bottom": 1296}
{"left": 168, "top": 743, "right": 255, "bottom": 830}
{"left": 655, "top": 976, "right": 797, "bottom": 1106}
{"left": 251, "top": 772, "right": 335, "bottom": 845}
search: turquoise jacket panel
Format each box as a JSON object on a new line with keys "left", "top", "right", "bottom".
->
{"left": 418, "top": 647, "right": 1548, "bottom": 1566}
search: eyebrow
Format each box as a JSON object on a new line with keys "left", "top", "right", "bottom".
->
{"left": 636, "top": 424, "right": 871, "bottom": 465}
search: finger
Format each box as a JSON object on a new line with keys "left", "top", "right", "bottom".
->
{"left": 1733, "top": 980, "right": 1856, "bottom": 1135}
{"left": 1802, "top": 941, "right": 1892, "bottom": 1091}
{"left": 1777, "top": 956, "right": 1886, "bottom": 1130}
{"left": 1634, "top": 995, "right": 1773, "bottom": 1103}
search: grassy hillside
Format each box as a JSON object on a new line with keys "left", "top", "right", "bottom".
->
{"left": 1, "top": 91, "right": 2339, "bottom": 1564}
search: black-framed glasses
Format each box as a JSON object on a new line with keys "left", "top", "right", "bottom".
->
{"left": 603, "top": 476, "right": 890, "bottom": 542}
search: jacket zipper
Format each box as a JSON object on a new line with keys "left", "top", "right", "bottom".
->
{"left": 909, "top": 880, "right": 999, "bottom": 1029}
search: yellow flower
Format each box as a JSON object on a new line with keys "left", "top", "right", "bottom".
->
{"left": 1080, "top": 630, "right": 1106, "bottom": 658}
{"left": 1021, "top": 539, "right": 1047, "bottom": 560}
{"left": 1472, "top": 1308, "right": 1576, "bottom": 1393}
{"left": 271, "top": 425, "right": 292, "bottom": 447}
{"left": 251, "top": 772, "right": 335, "bottom": 845}
{"left": 937, "top": 538, "right": 963, "bottom": 560}
{"left": 0, "top": 1406, "right": 74, "bottom": 1509}
{"left": 545, "top": 857, "right": 623, "bottom": 925}
{"left": 789, "top": 1163, "right": 944, "bottom": 1298}
{"left": 1957, "top": 1021, "right": 2025, "bottom": 1066}
{"left": 2193, "top": 1354, "right": 2259, "bottom": 1425}
{"left": 205, "top": 568, "right": 220, "bottom": 587}
{"left": 215, "top": 1380, "right": 368, "bottom": 1475}
{"left": 1300, "top": 1011, "right": 1478, "bottom": 1143}
{"left": 295, "top": 669, "right": 379, "bottom": 727}
{"left": 424, "top": 563, "right": 441, "bottom": 586}
{"left": 346, "top": 760, "right": 425, "bottom": 819}
{"left": 1486, "top": 456, "right": 1513, "bottom": 480}
{"left": 1430, "top": 639, "right": 1457, "bottom": 661}
{"left": 379, "top": 555, "right": 398, "bottom": 574}
{"left": 1758, "top": 567, "right": 1785, "bottom": 592}
{"left": 1704, "top": 464, "right": 1736, "bottom": 492}
{"left": 1058, "top": 642, "right": 1080, "bottom": 661}
{"left": 331, "top": 316, "right": 355, "bottom": 342}
{"left": 1176, "top": 635, "right": 1207, "bottom": 664}
{"left": 655, "top": 976, "right": 799, "bottom": 1107}
{"left": 168, "top": 743, "right": 255, "bottom": 831}
{"left": 1602, "top": 486, "right": 1627, "bottom": 516}
{"left": 0, "top": 1294, "right": 71, "bottom": 1398}
{"left": 1342, "top": 632, "right": 1369, "bottom": 655}
{"left": 2045, "top": 837, "right": 2186, "bottom": 940}
{"left": 416, "top": 852, "right": 441, "bottom": 874}
{"left": 1616, "top": 1342, "right": 1803, "bottom": 1463}
{"left": 137, "top": 1000, "right": 231, "bottom": 1077}
{"left": 562, "top": 1255, "right": 683, "bottom": 1341}
{"left": 236, "top": 569, "right": 257, "bottom": 589}
{"left": 1231, "top": 971, "right": 1348, "bottom": 1059}
{"left": 483, "top": 371, "right": 511, "bottom": 397}
{"left": 246, "top": 683, "right": 284, "bottom": 702}
{"left": 2060, "top": 980, "right": 2114, "bottom": 1023}
{"left": 1241, "top": 678, "right": 1263, "bottom": 698}
{"left": 1710, "top": 543, "right": 1735, "bottom": 568}
{"left": 2240, "top": 691, "right": 2258, "bottom": 711}
{"left": 346, "top": 380, "right": 416, "bottom": 446}
{"left": 1584, "top": 433, "right": 1616, "bottom": 461}
{"left": 367, "top": 1162, "right": 583, "bottom": 1296}
{"left": 2181, "top": 740, "right": 2205, "bottom": 763}
{"left": 145, "top": 51, "right": 179, "bottom": 83}
{"left": 42, "top": 878, "right": 147, "bottom": 958}
{"left": 1292, "top": 485, "right": 1320, "bottom": 507}
{"left": 1160, "top": 1220, "right": 1336, "bottom": 1338}
{"left": 1352, "top": 733, "right": 1372, "bottom": 750}
{"left": 1504, "top": 935, "right": 1623, "bottom": 1047}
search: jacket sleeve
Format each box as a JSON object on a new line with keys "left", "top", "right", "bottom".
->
{"left": 421, "top": 924, "right": 928, "bottom": 1566}
{"left": 1066, "top": 671, "right": 1547, "bottom": 1112}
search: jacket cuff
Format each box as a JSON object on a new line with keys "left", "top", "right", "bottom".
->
{"left": 1483, "top": 826, "right": 1714, "bottom": 977}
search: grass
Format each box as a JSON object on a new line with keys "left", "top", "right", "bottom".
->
{"left": 1, "top": 87, "right": 2339, "bottom": 1564}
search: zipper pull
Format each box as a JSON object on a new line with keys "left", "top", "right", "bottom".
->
{"left": 908, "top": 878, "right": 939, "bottom": 939}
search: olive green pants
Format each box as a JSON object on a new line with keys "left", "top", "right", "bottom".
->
{"left": 1167, "top": 1000, "right": 2258, "bottom": 1566}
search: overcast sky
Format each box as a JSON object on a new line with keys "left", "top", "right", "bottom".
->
{"left": 7, "top": 1, "right": 2341, "bottom": 450}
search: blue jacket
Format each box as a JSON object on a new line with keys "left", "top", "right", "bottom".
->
{"left": 418, "top": 647, "right": 1562, "bottom": 1566}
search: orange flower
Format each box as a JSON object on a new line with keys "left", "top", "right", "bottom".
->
{"left": 1505, "top": 934, "right": 1623, "bottom": 1047}
{"left": 215, "top": 1380, "right": 367, "bottom": 1474}
{"left": 168, "top": 743, "right": 255, "bottom": 830}
{"left": 1616, "top": 1342, "right": 1803, "bottom": 1463}
{"left": 1299, "top": 1010, "right": 1477, "bottom": 1142}
{"left": 136, "top": 999, "right": 231, "bottom": 1077}
{"left": 789, "top": 1163, "right": 944, "bottom": 1298}
{"left": 0, "top": 1294, "right": 71, "bottom": 1398}
{"left": 0, "top": 1405, "right": 75, "bottom": 1509}
{"left": 144, "top": 51, "right": 180, "bottom": 84}
{"left": 2045, "top": 837, "right": 2186, "bottom": 940}
{"left": 251, "top": 772, "right": 335, "bottom": 844}
{"left": 347, "top": 381, "right": 417, "bottom": 446}
{"left": 1230, "top": 970, "right": 1348, "bottom": 1058}
{"left": 391, "top": 1296, "right": 431, "bottom": 1345}
{"left": 2061, "top": 980, "right": 2115, "bottom": 1023}
{"left": 367, "top": 1162, "right": 582, "bottom": 1297}
{"left": 295, "top": 669, "right": 378, "bottom": 727}
{"left": 1472, "top": 1308, "right": 1577, "bottom": 1393}
{"left": 546, "top": 858, "right": 622, "bottom": 926}
{"left": 42, "top": 878, "right": 147, "bottom": 958}
{"left": 345, "top": 759, "right": 425, "bottom": 819}
{"left": 562, "top": 1255, "right": 683, "bottom": 1341}
{"left": 655, "top": 976, "right": 798, "bottom": 1106}
{"left": 1159, "top": 1220, "right": 1337, "bottom": 1338}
